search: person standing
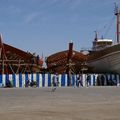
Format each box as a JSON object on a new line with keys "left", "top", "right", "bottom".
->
{"left": 25, "top": 78, "right": 30, "bottom": 87}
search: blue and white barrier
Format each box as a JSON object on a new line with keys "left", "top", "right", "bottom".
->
{"left": 0, "top": 73, "right": 120, "bottom": 87}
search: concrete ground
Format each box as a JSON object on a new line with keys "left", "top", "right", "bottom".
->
{"left": 0, "top": 86, "right": 120, "bottom": 120}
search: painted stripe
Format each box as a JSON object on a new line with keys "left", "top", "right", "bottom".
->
{"left": 116, "top": 75, "right": 120, "bottom": 86}
{"left": 25, "top": 73, "right": 29, "bottom": 81}
{"left": 88, "top": 74, "right": 91, "bottom": 86}
{"left": 22, "top": 74, "right": 25, "bottom": 87}
{"left": 72, "top": 75, "right": 75, "bottom": 86}
{"left": 39, "top": 74, "right": 43, "bottom": 87}
{"left": 12, "top": 74, "right": 16, "bottom": 87}
{"left": 58, "top": 74, "right": 62, "bottom": 87}
{"left": 67, "top": 74, "right": 69, "bottom": 86}
{"left": 61, "top": 74, "right": 65, "bottom": 86}
{"left": 82, "top": 74, "right": 86, "bottom": 86}
{"left": 65, "top": 74, "right": 68, "bottom": 86}
{"left": 94, "top": 74, "right": 98, "bottom": 86}
{"left": 31, "top": 73, "right": 34, "bottom": 82}
{"left": 44, "top": 74, "right": 48, "bottom": 87}
{"left": 5, "top": 74, "right": 9, "bottom": 86}
{"left": 0, "top": 74, "right": 2, "bottom": 87}
{"left": 84, "top": 74, "right": 86, "bottom": 86}
{"left": 28, "top": 74, "right": 31, "bottom": 83}
{"left": 93, "top": 74, "right": 96, "bottom": 86}
{"left": 9, "top": 74, "right": 12, "bottom": 82}
{"left": 33, "top": 73, "right": 36, "bottom": 82}
{"left": 90, "top": 74, "right": 93, "bottom": 86}
{"left": 51, "top": 74, "right": 54, "bottom": 86}
{"left": 16, "top": 74, "right": 19, "bottom": 87}
{"left": 48, "top": 74, "right": 51, "bottom": 87}
{"left": 9, "top": 74, "right": 13, "bottom": 86}
{"left": 36, "top": 73, "right": 39, "bottom": 87}
{"left": 19, "top": 73, "right": 22, "bottom": 87}
{"left": 92, "top": 74, "right": 95, "bottom": 86}
{"left": 75, "top": 75, "right": 77, "bottom": 87}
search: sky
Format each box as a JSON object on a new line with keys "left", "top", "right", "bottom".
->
{"left": 0, "top": 0, "right": 120, "bottom": 59}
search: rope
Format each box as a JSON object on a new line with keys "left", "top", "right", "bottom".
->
{"left": 103, "top": 16, "right": 116, "bottom": 38}
{"left": 96, "top": 15, "right": 115, "bottom": 38}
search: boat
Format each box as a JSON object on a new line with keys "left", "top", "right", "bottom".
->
{"left": 87, "top": 5, "right": 120, "bottom": 74}
{"left": 0, "top": 34, "right": 44, "bottom": 74}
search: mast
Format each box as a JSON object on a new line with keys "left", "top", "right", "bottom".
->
{"left": 0, "top": 34, "right": 4, "bottom": 74}
{"left": 94, "top": 31, "right": 98, "bottom": 41}
{"left": 66, "top": 41, "right": 73, "bottom": 86}
{"left": 115, "top": 3, "right": 120, "bottom": 43}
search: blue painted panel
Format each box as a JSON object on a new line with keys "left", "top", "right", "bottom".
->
{"left": 89, "top": 75, "right": 91, "bottom": 86}
{"left": 31, "top": 73, "right": 34, "bottom": 82}
{"left": 0, "top": 74, "right": 2, "bottom": 87}
{"left": 93, "top": 75, "right": 96, "bottom": 86}
{"left": 72, "top": 75, "right": 75, "bottom": 86}
{"left": 36, "top": 73, "right": 39, "bottom": 87}
{"left": 5, "top": 74, "right": 9, "bottom": 85}
{"left": 0, "top": 74, "right": 2, "bottom": 83}
{"left": 61, "top": 74, "right": 65, "bottom": 86}
{"left": 67, "top": 74, "right": 71, "bottom": 86}
{"left": 19, "top": 73, "right": 22, "bottom": 87}
{"left": 25, "top": 73, "right": 28, "bottom": 81}
{"left": 48, "top": 74, "right": 51, "bottom": 87}
{"left": 12, "top": 74, "right": 16, "bottom": 87}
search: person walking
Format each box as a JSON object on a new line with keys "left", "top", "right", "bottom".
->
{"left": 77, "top": 74, "right": 83, "bottom": 87}
{"left": 52, "top": 73, "right": 59, "bottom": 91}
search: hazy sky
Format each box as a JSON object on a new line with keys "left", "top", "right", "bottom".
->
{"left": 0, "top": 0, "right": 120, "bottom": 58}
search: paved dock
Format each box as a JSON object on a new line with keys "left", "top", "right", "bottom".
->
{"left": 0, "top": 86, "right": 120, "bottom": 120}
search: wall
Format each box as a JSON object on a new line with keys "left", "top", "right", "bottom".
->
{"left": 0, "top": 73, "right": 120, "bottom": 87}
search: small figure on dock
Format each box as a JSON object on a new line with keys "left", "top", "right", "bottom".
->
{"left": 77, "top": 74, "right": 83, "bottom": 87}
{"left": 52, "top": 73, "right": 59, "bottom": 92}
{"left": 25, "top": 78, "right": 30, "bottom": 87}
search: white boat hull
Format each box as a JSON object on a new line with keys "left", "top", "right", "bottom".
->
{"left": 88, "top": 50, "right": 120, "bottom": 74}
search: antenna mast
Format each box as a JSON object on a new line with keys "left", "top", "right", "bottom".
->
{"left": 115, "top": 3, "right": 120, "bottom": 43}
